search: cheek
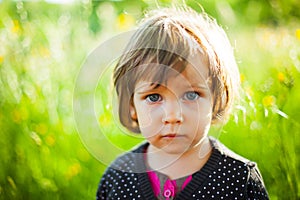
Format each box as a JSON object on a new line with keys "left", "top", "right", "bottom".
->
{"left": 135, "top": 105, "right": 159, "bottom": 127}
{"left": 136, "top": 106, "right": 163, "bottom": 136}
{"left": 136, "top": 111, "right": 152, "bottom": 128}
{"left": 189, "top": 99, "right": 212, "bottom": 113}
{"left": 187, "top": 101, "right": 212, "bottom": 126}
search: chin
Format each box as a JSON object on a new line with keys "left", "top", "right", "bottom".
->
{"left": 160, "top": 144, "right": 192, "bottom": 155}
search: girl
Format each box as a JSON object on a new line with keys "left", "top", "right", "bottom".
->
{"left": 97, "top": 6, "right": 269, "bottom": 200}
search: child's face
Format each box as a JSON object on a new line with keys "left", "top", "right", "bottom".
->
{"left": 130, "top": 61, "right": 212, "bottom": 155}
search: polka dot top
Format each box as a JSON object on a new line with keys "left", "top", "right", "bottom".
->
{"left": 96, "top": 137, "right": 269, "bottom": 199}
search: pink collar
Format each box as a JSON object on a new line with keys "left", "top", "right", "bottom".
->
{"left": 147, "top": 170, "right": 192, "bottom": 199}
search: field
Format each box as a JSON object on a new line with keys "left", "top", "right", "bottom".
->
{"left": 0, "top": 1, "right": 299, "bottom": 199}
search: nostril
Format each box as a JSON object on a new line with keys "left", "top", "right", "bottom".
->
{"left": 162, "top": 100, "right": 183, "bottom": 124}
{"left": 162, "top": 115, "right": 183, "bottom": 124}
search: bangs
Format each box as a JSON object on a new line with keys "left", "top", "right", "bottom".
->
{"left": 132, "top": 49, "right": 188, "bottom": 86}
{"left": 114, "top": 16, "right": 205, "bottom": 92}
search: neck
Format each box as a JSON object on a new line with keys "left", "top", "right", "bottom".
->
{"left": 146, "top": 137, "right": 212, "bottom": 179}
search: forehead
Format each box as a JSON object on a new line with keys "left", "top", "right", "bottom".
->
{"left": 181, "top": 53, "right": 209, "bottom": 83}
{"left": 136, "top": 51, "right": 209, "bottom": 86}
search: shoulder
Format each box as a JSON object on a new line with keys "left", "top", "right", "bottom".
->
{"left": 98, "top": 142, "right": 147, "bottom": 178}
{"left": 98, "top": 142, "right": 149, "bottom": 180}
{"left": 209, "top": 137, "right": 269, "bottom": 199}
{"left": 96, "top": 142, "right": 149, "bottom": 199}
{"left": 108, "top": 141, "right": 148, "bottom": 172}
{"left": 209, "top": 136, "right": 263, "bottom": 180}
{"left": 210, "top": 136, "right": 256, "bottom": 168}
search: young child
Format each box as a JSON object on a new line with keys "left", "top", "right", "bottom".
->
{"left": 97, "top": 6, "right": 269, "bottom": 200}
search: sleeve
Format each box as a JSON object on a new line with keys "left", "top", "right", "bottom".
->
{"left": 246, "top": 164, "right": 269, "bottom": 200}
{"left": 96, "top": 169, "right": 111, "bottom": 200}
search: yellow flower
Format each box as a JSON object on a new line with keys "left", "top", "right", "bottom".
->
{"left": 66, "top": 163, "right": 81, "bottom": 179}
{"left": 45, "top": 135, "right": 56, "bottom": 146}
{"left": 0, "top": 55, "right": 3, "bottom": 63}
{"left": 296, "top": 29, "right": 300, "bottom": 41}
{"left": 35, "top": 123, "right": 48, "bottom": 135}
{"left": 12, "top": 109, "right": 21, "bottom": 123}
{"left": 12, "top": 20, "right": 20, "bottom": 33}
{"left": 116, "top": 13, "right": 135, "bottom": 31}
{"left": 240, "top": 74, "right": 245, "bottom": 83}
{"left": 12, "top": 107, "right": 28, "bottom": 123}
{"left": 277, "top": 72, "right": 285, "bottom": 82}
{"left": 262, "top": 95, "right": 276, "bottom": 107}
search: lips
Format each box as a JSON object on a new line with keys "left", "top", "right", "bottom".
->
{"left": 163, "top": 133, "right": 176, "bottom": 138}
{"left": 161, "top": 133, "right": 183, "bottom": 138}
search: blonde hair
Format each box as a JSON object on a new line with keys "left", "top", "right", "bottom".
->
{"left": 113, "top": 7, "right": 240, "bottom": 133}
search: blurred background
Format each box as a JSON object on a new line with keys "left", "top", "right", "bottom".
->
{"left": 0, "top": 0, "right": 299, "bottom": 199}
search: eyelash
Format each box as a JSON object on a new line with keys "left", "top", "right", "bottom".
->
{"left": 144, "top": 91, "right": 201, "bottom": 103}
{"left": 145, "top": 94, "right": 162, "bottom": 103}
{"left": 183, "top": 91, "right": 201, "bottom": 101}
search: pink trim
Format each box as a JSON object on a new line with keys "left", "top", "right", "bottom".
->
{"left": 164, "top": 179, "right": 176, "bottom": 199}
{"left": 147, "top": 171, "right": 160, "bottom": 196}
{"left": 181, "top": 175, "right": 192, "bottom": 189}
{"left": 147, "top": 170, "right": 193, "bottom": 198}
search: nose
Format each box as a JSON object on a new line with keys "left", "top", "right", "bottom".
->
{"left": 162, "top": 100, "right": 183, "bottom": 124}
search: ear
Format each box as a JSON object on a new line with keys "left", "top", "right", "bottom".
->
{"left": 129, "top": 104, "right": 137, "bottom": 120}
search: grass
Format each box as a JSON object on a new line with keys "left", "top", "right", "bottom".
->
{"left": 0, "top": 1, "right": 299, "bottom": 199}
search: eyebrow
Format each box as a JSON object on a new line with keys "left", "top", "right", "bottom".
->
{"left": 135, "top": 83, "right": 161, "bottom": 94}
{"left": 190, "top": 84, "right": 209, "bottom": 90}
{"left": 135, "top": 82, "right": 209, "bottom": 95}
{"left": 180, "top": 81, "right": 209, "bottom": 90}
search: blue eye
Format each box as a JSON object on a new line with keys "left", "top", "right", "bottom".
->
{"left": 184, "top": 91, "right": 200, "bottom": 101}
{"left": 146, "top": 94, "right": 162, "bottom": 103}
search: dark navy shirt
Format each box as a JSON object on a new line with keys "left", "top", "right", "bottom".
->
{"left": 97, "top": 137, "right": 269, "bottom": 200}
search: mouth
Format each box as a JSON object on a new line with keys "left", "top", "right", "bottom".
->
{"left": 161, "top": 133, "right": 182, "bottom": 139}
